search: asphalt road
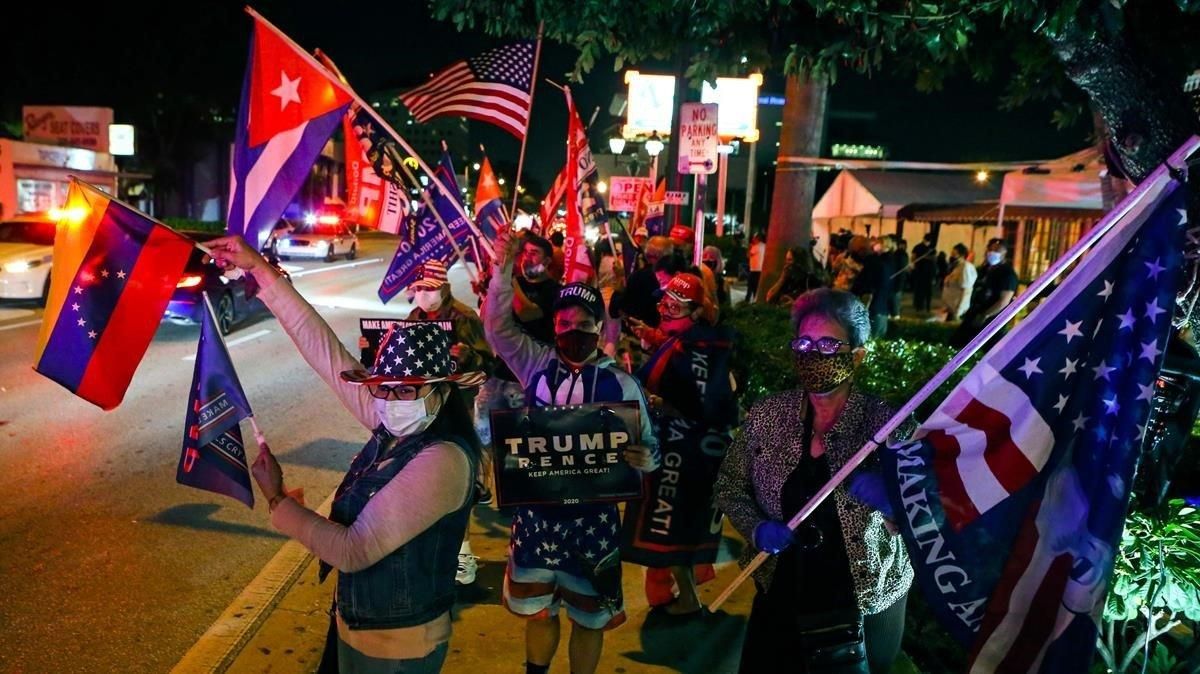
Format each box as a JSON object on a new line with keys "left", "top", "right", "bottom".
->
{"left": 0, "top": 231, "right": 474, "bottom": 673}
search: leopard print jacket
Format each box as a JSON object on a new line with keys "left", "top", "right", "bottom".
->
{"left": 715, "top": 386, "right": 915, "bottom": 615}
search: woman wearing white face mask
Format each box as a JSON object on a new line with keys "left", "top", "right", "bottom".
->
{"left": 207, "top": 235, "right": 485, "bottom": 673}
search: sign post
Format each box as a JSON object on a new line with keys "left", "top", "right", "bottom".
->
{"left": 678, "top": 103, "right": 718, "bottom": 265}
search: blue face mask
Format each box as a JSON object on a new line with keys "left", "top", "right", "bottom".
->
{"left": 985, "top": 252, "right": 1004, "bottom": 266}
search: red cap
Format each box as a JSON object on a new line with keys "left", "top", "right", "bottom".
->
{"left": 668, "top": 224, "right": 694, "bottom": 246}
{"left": 664, "top": 273, "right": 704, "bottom": 305}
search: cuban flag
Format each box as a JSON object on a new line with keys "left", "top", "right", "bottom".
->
{"left": 177, "top": 293, "right": 256, "bottom": 508}
{"left": 227, "top": 16, "right": 352, "bottom": 247}
{"left": 882, "top": 149, "right": 1190, "bottom": 672}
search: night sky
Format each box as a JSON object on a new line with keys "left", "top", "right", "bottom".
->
{"left": 2, "top": 1, "right": 1091, "bottom": 187}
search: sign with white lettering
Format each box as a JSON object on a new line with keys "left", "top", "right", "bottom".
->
{"left": 664, "top": 190, "right": 690, "bottom": 206}
{"left": 677, "top": 103, "right": 718, "bottom": 175}
{"left": 608, "top": 176, "right": 653, "bottom": 212}
{"left": 22, "top": 106, "right": 114, "bottom": 153}
{"left": 491, "top": 402, "right": 643, "bottom": 506}
{"left": 359, "top": 318, "right": 453, "bottom": 368}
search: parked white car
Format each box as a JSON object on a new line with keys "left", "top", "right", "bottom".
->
{"left": 0, "top": 216, "right": 56, "bottom": 303}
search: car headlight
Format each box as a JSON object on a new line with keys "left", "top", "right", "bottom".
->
{"left": 3, "top": 259, "right": 41, "bottom": 273}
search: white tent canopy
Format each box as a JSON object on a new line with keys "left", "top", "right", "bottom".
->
{"left": 998, "top": 147, "right": 1106, "bottom": 215}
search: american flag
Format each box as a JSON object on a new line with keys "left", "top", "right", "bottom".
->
{"left": 399, "top": 42, "right": 535, "bottom": 139}
{"left": 882, "top": 164, "right": 1188, "bottom": 673}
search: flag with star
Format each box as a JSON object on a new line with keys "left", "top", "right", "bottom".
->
{"left": 177, "top": 293, "right": 256, "bottom": 508}
{"left": 399, "top": 42, "right": 535, "bottom": 139}
{"left": 33, "top": 179, "right": 194, "bottom": 410}
{"left": 227, "top": 15, "right": 353, "bottom": 247}
{"left": 881, "top": 167, "right": 1187, "bottom": 673}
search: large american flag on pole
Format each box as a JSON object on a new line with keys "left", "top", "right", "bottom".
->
{"left": 882, "top": 164, "right": 1188, "bottom": 672}
{"left": 399, "top": 42, "right": 535, "bottom": 140}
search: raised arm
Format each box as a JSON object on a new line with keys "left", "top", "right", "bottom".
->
{"left": 206, "top": 235, "right": 375, "bottom": 429}
{"left": 482, "top": 227, "right": 553, "bottom": 387}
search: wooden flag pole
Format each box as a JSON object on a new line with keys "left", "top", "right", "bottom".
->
{"left": 509, "top": 22, "right": 545, "bottom": 219}
{"left": 707, "top": 135, "right": 1200, "bottom": 612}
{"left": 246, "top": 7, "right": 493, "bottom": 258}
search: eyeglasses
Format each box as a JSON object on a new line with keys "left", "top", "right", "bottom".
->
{"left": 791, "top": 335, "right": 851, "bottom": 355}
{"left": 658, "top": 298, "right": 690, "bottom": 318}
{"left": 367, "top": 383, "right": 422, "bottom": 401}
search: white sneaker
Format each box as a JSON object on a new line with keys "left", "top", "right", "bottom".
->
{"left": 456, "top": 553, "right": 478, "bottom": 585}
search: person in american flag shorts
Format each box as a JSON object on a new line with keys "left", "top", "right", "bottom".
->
{"left": 483, "top": 225, "right": 659, "bottom": 674}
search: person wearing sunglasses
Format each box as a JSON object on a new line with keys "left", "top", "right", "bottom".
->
{"left": 716, "top": 288, "right": 914, "bottom": 674}
{"left": 206, "top": 236, "right": 485, "bottom": 673}
{"left": 619, "top": 273, "right": 737, "bottom": 617}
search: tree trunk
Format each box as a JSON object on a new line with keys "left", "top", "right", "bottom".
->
{"left": 759, "top": 74, "right": 827, "bottom": 302}
{"left": 1043, "top": 23, "right": 1196, "bottom": 184}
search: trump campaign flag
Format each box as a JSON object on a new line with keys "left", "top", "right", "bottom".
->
{"left": 471, "top": 155, "right": 505, "bottom": 264}
{"left": 227, "top": 15, "right": 352, "bottom": 247}
{"left": 561, "top": 88, "right": 594, "bottom": 284}
{"left": 178, "top": 294, "right": 256, "bottom": 508}
{"left": 377, "top": 152, "right": 474, "bottom": 303}
{"left": 882, "top": 153, "right": 1189, "bottom": 672}
{"left": 34, "top": 180, "right": 193, "bottom": 410}
{"left": 343, "top": 109, "right": 411, "bottom": 234}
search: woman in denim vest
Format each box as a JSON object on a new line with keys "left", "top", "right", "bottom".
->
{"left": 209, "top": 235, "right": 485, "bottom": 673}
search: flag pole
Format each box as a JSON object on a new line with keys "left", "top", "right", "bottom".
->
{"left": 707, "top": 135, "right": 1200, "bottom": 612}
{"left": 509, "top": 22, "right": 544, "bottom": 220}
{"left": 313, "top": 50, "right": 479, "bottom": 285}
{"left": 71, "top": 177, "right": 212, "bottom": 255}
{"left": 245, "top": 7, "right": 493, "bottom": 258}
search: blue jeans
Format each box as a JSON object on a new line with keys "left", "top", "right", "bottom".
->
{"left": 337, "top": 639, "right": 449, "bottom": 673}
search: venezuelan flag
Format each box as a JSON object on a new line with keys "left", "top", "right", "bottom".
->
{"left": 34, "top": 180, "right": 194, "bottom": 410}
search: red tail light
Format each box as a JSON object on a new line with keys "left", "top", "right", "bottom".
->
{"left": 176, "top": 274, "right": 204, "bottom": 288}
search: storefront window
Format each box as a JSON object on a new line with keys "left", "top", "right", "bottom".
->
{"left": 17, "top": 179, "right": 69, "bottom": 214}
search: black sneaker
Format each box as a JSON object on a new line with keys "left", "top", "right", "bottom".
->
{"left": 474, "top": 480, "right": 493, "bottom": 505}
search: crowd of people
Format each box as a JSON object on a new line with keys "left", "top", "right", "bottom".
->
{"left": 200, "top": 222, "right": 1020, "bottom": 673}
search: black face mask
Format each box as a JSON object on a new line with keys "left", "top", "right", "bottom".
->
{"left": 555, "top": 330, "right": 600, "bottom": 365}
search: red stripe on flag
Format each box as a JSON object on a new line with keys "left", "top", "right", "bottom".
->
{"left": 956, "top": 399, "right": 1039, "bottom": 496}
{"left": 76, "top": 226, "right": 193, "bottom": 409}
{"left": 928, "top": 430, "right": 981, "bottom": 531}
{"left": 970, "top": 501, "right": 1043, "bottom": 664}
{"left": 994, "top": 554, "right": 1072, "bottom": 673}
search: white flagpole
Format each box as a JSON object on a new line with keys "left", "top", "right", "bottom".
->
{"left": 245, "top": 7, "right": 494, "bottom": 259}
{"left": 509, "top": 22, "right": 544, "bottom": 219}
{"left": 708, "top": 135, "right": 1200, "bottom": 611}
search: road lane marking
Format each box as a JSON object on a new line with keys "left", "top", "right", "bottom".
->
{"left": 171, "top": 491, "right": 336, "bottom": 674}
{"left": 0, "top": 319, "right": 42, "bottom": 332}
{"left": 181, "top": 329, "right": 272, "bottom": 360}
{"left": 289, "top": 258, "right": 381, "bottom": 278}
{"left": 306, "top": 294, "right": 411, "bottom": 313}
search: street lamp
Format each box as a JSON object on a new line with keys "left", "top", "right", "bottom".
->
{"left": 645, "top": 133, "right": 665, "bottom": 185}
{"left": 608, "top": 137, "right": 626, "bottom": 154}
{"left": 975, "top": 170, "right": 990, "bottom": 184}
{"left": 597, "top": 180, "right": 608, "bottom": 194}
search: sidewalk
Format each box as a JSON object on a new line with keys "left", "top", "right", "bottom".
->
{"left": 224, "top": 503, "right": 757, "bottom": 674}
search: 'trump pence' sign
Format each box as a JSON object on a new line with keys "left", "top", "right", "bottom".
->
{"left": 677, "top": 103, "right": 718, "bottom": 175}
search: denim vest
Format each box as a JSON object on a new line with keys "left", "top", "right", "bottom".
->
{"left": 320, "top": 426, "right": 474, "bottom": 630}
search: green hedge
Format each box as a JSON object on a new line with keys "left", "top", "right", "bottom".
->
{"left": 885, "top": 317, "right": 956, "bottom": 345}
{"left": 161, "top": 218, "right": 226, "bottom": 234}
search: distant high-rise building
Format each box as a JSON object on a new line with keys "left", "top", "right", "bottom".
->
{"left": 367, "top": 91, "right": 470, "bottom": 169}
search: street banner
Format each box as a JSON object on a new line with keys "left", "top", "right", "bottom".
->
{"left": 227, "top": 15, "right": 352, "bottom": 247}
{"left": 621, "top": 325, "right": 737, "bottom": 566}
{"left": 664, "top": 191, "right": 690, "bottom": 205}
{"left": 677, "top": 103, "right": 718, "bottom": 175}
{"left": 491, "top": 401, "right": 643, "bottom": 507}
{"left": 343, "top": 109, "right": 410, "bottom": 234}
{"left": 177, "top": 293, "right": 256, "bottom": 508}
{"left": 377, "top": 152, "right": 474, "bottom": 303}
{"left": 33, "top": 180, "right": 193, "bottom": 410}
{"left": 882, "top": 162, "right": 1187, "bottom": 672}
{"left": 359, "top": 318, "right": 452, "bottom": 366}
{"left": 608, "top": 177, "right": 653, "bottom": 212}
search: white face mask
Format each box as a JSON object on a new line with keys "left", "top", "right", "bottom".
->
{"left": 985, "top": 251, "right": 1004, "bottom": 266}
{"left": 414, "top": 289, "right": 444, "bottom": 313}
{"left": 373, "top": 388, "right": 441, "bottom": 437}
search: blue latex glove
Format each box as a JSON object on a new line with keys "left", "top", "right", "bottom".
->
{"left": 753, "top": 520, "right": 795, "bottom": 555}
{"left": 848, "top": 470, "right": 894, "bottom": 520}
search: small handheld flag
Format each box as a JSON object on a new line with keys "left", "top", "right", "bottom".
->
{"left": 177, "top": 292, "right": 256, "bottom": 508}
{"left": 34, "top": 180, "right": 194, "bottom": 410}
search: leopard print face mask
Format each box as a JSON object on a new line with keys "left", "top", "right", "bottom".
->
{"left": 793, "top": 351, "right": 856, "bottom": 393}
